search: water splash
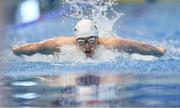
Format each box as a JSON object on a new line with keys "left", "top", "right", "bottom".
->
{"left": 9, "top": 0, "right": 127, "bottom": 63}
{"left": 21, "top": 44, "right": 159, "bottom": 63}
{"left": 9, "top": 1, "right": 170, "bottom": 63}
{"left": 22, "top": 45, "right": 121, "bottom": 63}
{"left": 63, "top": 0, "right": 124, "bottom": 36}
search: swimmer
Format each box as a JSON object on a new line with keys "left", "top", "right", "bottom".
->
{"left": 12, "top": 19, "right": 166, "bottom": 58}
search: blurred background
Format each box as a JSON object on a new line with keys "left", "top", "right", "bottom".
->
{"left": 0, "top": 0, "right": 179, "bottom": 29}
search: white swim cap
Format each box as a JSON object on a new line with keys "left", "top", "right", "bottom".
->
{"left": 74, "top": 19, "right": 98, "bottom": 38}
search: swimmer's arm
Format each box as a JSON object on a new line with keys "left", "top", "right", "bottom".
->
{"left": 12, "top": 37, "right": 76, "bottom": 56}
{"left": 99, "top": 37, "right": 166, "bottom": 57}
{"left": 115, "top": 38, "right": 166, "bottom": 57}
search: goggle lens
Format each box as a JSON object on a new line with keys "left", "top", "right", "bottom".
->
{"left": 77, "top": 36, "right": 97, "bottom": 45}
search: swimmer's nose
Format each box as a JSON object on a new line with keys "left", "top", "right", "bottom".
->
{"left": 84, "top": 43, "right": 91, "bottom": 49}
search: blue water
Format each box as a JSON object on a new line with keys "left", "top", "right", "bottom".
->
{"left": 0, "top": 3, "right": 180, "bottom": 107}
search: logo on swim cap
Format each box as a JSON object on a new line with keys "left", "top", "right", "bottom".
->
{"left": 74, "top": 19, "right": 98, "bottom": 38}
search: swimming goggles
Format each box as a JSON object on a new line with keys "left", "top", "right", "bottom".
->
{"left": 76, "top": 36, "right": 97, "bottom": 46}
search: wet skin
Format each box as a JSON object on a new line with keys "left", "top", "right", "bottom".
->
{"left": 12, "top": 36, "right": 166, "bottom": 58}
{"left": 76, "top": 36, "right": 98, "bottom": 58}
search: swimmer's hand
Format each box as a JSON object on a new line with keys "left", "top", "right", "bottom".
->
{"left": 11, "top": 44, "right": 21, "bottom": 56}
{"left": 159, "top": 47, "right": 167, "bottom": 55}
{"left": 11, "top": 43, "right": 39, "bottom": 56}
{"left": 11, "top": 42, "right": 61, "bottom": 56}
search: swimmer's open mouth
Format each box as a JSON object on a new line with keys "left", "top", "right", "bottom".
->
{"left": 85, "top": 50, "right": 91, "bottom": 54}
{"left": 85, "top": 50, "right": 92, "bottom": 57}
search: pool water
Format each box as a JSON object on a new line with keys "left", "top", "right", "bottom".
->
{"left": 1, "top": 2, "right": 180, "bottom": 107}
{"left": 2, "top": 73, "right": 180, "bottom": 107}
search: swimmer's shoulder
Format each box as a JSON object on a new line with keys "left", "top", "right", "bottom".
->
{"left": 98, "top": 36, "right": 123, "bottom": 47}
{"left": 55, "top": 36, "right": 76, "bottom": 45}
{"left": 42, "top": 36, "right": 76, "bottom": 45}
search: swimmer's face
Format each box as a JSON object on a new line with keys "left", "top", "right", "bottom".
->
{"left": 76, "top": 36, "right": 98, "bottom": 58}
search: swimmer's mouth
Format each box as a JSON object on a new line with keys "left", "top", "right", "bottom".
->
{"left": 85, "top": 50, "right": 93, "bottom": 57}
{"left": 85, "top": 50, "right": 91, "bottom": 53}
